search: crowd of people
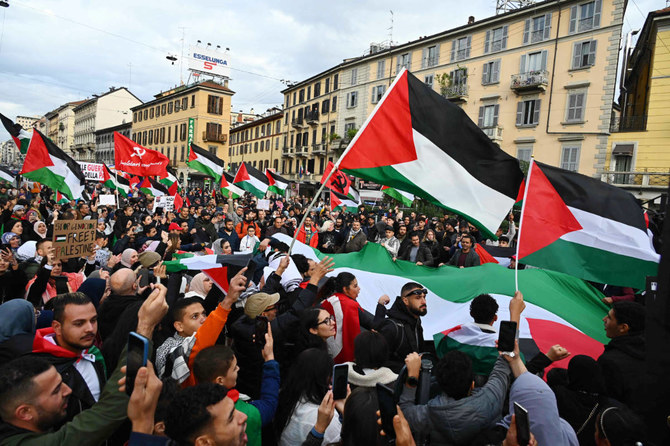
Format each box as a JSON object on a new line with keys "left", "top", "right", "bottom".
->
{"left": 0, "top": 180, "right": 654, "bottom": 446}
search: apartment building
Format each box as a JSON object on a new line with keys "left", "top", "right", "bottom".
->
{"left": 15, "top": 115, "right": 40, "bottom": 131}
{"left": 604, "top": 7, "right": 670, "bottom": 203}
{"left": 96, "top": 122, "right": 132, "bottom": 165}
{"left": 42, "top": 101, "right": 85, "bottom": 157}
{"left": 228, "top": 107, "right": 283, "bottom": 173}
{"left": 130, "top": 80, "right": 234, "bottom": 188}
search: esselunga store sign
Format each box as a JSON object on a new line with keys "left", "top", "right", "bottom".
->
{"left": 188, "top": 46, "right": 230, "bottom": 78}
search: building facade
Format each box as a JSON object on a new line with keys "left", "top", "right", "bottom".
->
{"left": 281, "top": 0, "right": 625, "bottom": 179}
{"left": 0, "top": 140, "right": 22, "bottom": 168}
{"left": 228, "top": 108, "right": 283, "bottom": 173}
{"left": 73, "top": 87, "right": 142, "bottom": 162}
{"left": 604, "top": 7, "right": 670, "bottom": 203}
{"left": 15, "top": 116, "right": 40, "bottom": 131}
{"left": 130, "top": 80, "right": 234, "bottom": 188}
{"left": 95, "top": 122, "right": 132, "bottom": 165}
{"left": 42, "top": 101, "right": 84, "bottom": 157}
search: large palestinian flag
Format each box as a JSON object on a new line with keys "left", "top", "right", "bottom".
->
{"left": 220, "top": 171, "right": 244, "bottom": 199}
{"left": 1, "top": 113, "right": 32, "bottom": 154}
{"left": 20, "top": 129, "right": 85, "bottom": 200}
{"left": 330, "top": 190, "right": 359, "bottom": 213}
{"left": 266, "top": 169, "right": 289, "bottom": 196}
{"left": 163, "top": 252, "right": 252, "bottom": 293}
{"left": 234, "top": 162, "right": 269, "bottom": 198}
{"left": 188, "top": 143, "right": 225, "bottom": 180}
{"left": 139, "top": 177, "right": 169, "bottom": 197}
{"left": 338, "top": 68, "right": 524, "bottom": 239}
{"left": 271, "top": 233, "right": 608, "bottom": 369}
{"left": 382, "top": 185, "right": 414, "bottom": 207}
{"left": 102, "top": 164, "right": 130, "bottom": 197}
{"left": 517, "top": 160, "right": 659, "bottom": 289}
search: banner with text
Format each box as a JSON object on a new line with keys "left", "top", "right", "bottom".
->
{"left": 53, "top": 220, "right": 96, "bottom": 260}
{"left": 77, "top": 162, "right": 105, "bottom": 182}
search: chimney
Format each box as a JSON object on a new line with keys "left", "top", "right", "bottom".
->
{"left": 250, "top": 108, "right": 255, "bottom": 115}
{"left": 468, "top": 16, "right": 475, "bottom": 24}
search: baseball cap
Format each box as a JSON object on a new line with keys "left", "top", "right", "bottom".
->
{"left": 244, "top": 292, "right": 280, "bottom": 319}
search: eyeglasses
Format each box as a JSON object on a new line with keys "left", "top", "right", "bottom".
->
{"left": 317, "top": 315, "right": 336, "bottom": 325}
{"left": 404, "top": 288, "right": 428, "bottom": 297}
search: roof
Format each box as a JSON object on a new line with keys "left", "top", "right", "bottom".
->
{"left": 94, "top": 121, "right": 132, "bottom": 135}
{"left": 131, "top": 80, "right": 235, "bottom": 111}
{"left": 73, "top": 87, "right": 142, "bottom": 111}
{"left": 230, "top": 110, "right": 284, "bottom": 133}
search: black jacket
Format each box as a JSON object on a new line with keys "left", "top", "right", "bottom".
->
{"left": 378, "top": 297, "right": 424, "bottom": 372}
{"left": 0, "top": 269, "right": 28, "bottom": 303}
{"left": 597, "top": 333, "right": 646, "bottom": 413}
{"left": 399, "top": 243, "right": 434, "bottom": 266}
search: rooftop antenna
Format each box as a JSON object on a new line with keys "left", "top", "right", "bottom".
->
{"left": 496, "top": 0, "right": 535, "bottom": 15}
{"left": 127, "top": 62, "right": 132, "bottom": 90}
{"left": 178, "top": 26, "right": 186, "bottom": 85}
{"left": 388, "top": 10, "right": 394, "bottom": 46}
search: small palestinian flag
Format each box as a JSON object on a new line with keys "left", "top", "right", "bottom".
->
{"left": 163, "top": 252, "right": 253, "bottom": 294}
{"left": 220, "top": 171, "right": 244, "bottom": 199}
{"left": 139, "top": 177, "right": 169, "bottom": 197}
{"left": 159, "top": 167, "right": 180, "bottom": 195}
{"left": 381, "top": 185, "right": 414, "bottom": 207}
{"left": 0, "top": 113, "right": 32, "bottom": 154}
{"left": 20, "top": 129, "right": 85, "bottom": 200}
{"left": 517, "top": 160, "right": 659, "bottom": 289}
{"left": 188, "top": 143, "right": 225, "bottom": 180}
{"left": 338, "top": 68, "right": 524, "bottom": 238}
{"left": 330, "top": 190, "right": 359, "bottom": 213}
{"left": 55, "top": 234, "right": 67, "bottom": 243}
{"left": 102, "top": 164, "right": 130, "bottom": 197}
{"left": 0, "top": 166, "right": 16, "bottom": 186}
{"left": 234, "top": 162, "right": 269, "bottom": 198}
{"left": 266, "top": 169, "right": 289, "bottom": 196}
{"left": 54, "top": 191, "right": 69, "bottom": 205}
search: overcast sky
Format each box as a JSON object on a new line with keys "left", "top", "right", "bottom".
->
{"left": 0, "top": 0, "right": 661, "bottom": 142}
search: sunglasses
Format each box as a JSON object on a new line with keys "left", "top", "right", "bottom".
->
{"left": 317, "top": 315, "right": 336, "bottom": 325}
{"left": 404, "top": 288, "right": 428, "bottom": 297}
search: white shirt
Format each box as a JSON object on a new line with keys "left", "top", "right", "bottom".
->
{"left": 45, "top": 334, "right": 101, "bottom": 401}
{"left": 239, "top": 235, "right": 260, "bottom": 253}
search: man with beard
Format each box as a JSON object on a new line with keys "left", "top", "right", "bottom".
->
{"left": 377, "top": 282, "right": 428, "bottom": 372}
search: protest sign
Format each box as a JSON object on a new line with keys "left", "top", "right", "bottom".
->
{"left": 52, "top": 220, "right": 96, "bottom": 260}
{"left": 77, "top": 162, "right": 105, "bottom": 182}
{"left": 99, "top": 194, "right": 116, "bottom": 206}
{"left": 257, "top": 199, "right": 270, "bottom": 210}
{"left": 154, "top": 195, "right": 175, "bottom": 211}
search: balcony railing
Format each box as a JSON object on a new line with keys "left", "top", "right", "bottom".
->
{"left": 441, "top": 84, "right": 468, "bottom": 101}
{"left": 202, "top": 131, "right": 227, "bottom": 143}
{"left": 291, "top": 118, "right": 305, "bottom": 129}
{"left": 510, "top": 70, "right": 549, "bottom": 92}
{"left": 295, "top": 146, "right": 309, "bottom": 157}
{"left": 306, "top": 110, "right": 320, "bottom": 125}
{"left": 481, "top": 126, "right": 503, "bottom": 141}
{"left": 312, "top": 143, "right": 326, "bottom": 154}
{"left": 610, "top": 115, "right": 647, "bottom": 133}
{"left": 282, "top": 146, "right": 294, "bottom": 157}
{"left": 601, "top": 170, "right": 670, "bottom": 188}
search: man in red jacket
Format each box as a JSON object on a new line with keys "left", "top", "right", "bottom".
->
{"left": 295, "top": 216, "right": 319, "bottom": 247}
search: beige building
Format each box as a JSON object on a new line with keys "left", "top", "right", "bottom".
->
{"left": 130, "top": 80, "right": 234, "bottom": 188}
{"left": 282, "top": 0, "right": 624, "bottom": 178}
{"left": 43, "top": 100, "right": 84, "bottom": 156}
{"left": 15, "top": 115, "right": 40, "bottom": 131}
{"left": 228, "top": 107, "right": 283, "bottom": 173}
{"left": 73, "top": 87, "right": 142, "bottom": 162}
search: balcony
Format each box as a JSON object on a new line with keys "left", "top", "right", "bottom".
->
{"left": 202, "top": 131, "right": 227, "bottom": 143}
{"left": 481, "top": 126, "right": 503, "bottom": 142}
{"left": 601, "top": 170, "right": 669, "bottom": 190}
{"left": 312, "top": 143, "right": 326, "bottom": 154}
{"left": 282, "top": 146, "right": 294, "bottom": 157}
{"left": 510, "top": 70, "right": 549, "bottom": 93}
{"left": 441, "top": 84, "right": 468, "bottom": 103}
{"left": 291, "top": 118, "right": 305, "bottom": 129}
{"left": 295, "top": 146, "right": 309, "bottom": 157}
{"left": 610, "top": 115, "right": 647, "bottom": 133}
{"left": 306, "top": 110, "right": 320, "bottom": 125}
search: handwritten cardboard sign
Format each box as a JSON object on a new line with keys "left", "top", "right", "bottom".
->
{"left": 52, "top": 219, "right": 96, "bottom": 260}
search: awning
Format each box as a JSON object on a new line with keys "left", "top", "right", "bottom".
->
{"left": 612, "top": 144, "right": 634, "bottom": 156}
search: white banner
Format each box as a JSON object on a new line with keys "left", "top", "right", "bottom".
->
{"left": 98, "top": 194, "right": 116, "bottom": 206}
{"left": 78, "top": 162, "right": 105, "bottom": 182}
{"left": 257, "top": 199, "right": 270, "bottom": 210}
{"left": 187, "top": 46, "right": 230, "bottom": 78}
{"left": 154, "top": 195, "right": 175, "bottom": 211}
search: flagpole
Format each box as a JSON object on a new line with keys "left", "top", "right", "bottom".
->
{"left": 514, "top": 158, "right": 534, "bottom": 291}
{"left": 114, "top": 168, "right": 120, "bottom": 209}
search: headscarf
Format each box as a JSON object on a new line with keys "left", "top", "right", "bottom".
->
{"left": 0, "top": 299, "right": 35, "bottom": 343}
{"left": 15, "top": 240, "right": 37, "bottom": 262}
{"left": 185, "top": 272, "right": 208, "bottom": 299}
{"left": 1, "top": 232, "right": 18, "bottom": 245}
{"left": 33, "top": 221, "right": 47, "bottom": 239}
{"left": 120, "top": 248, "right": 138, "bottom": 267}
{"left": 77, "top": 278, "right": 107, "bottom": 309}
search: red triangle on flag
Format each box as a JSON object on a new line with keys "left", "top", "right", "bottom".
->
{"left": 21, "top": 132, "right": 54, "bottom": 174}
{"left": 174, "top": 193, "right": 184, "bottom": 211}
{"left": 474, "top": 243, "right": 498, "bottom": 265}
{"left": 234, "top": 163, "right": 250, "bottom": 183}
{"left": 203, "top": 267, "right": 229, "bottom": 293}
{"left": 518, "top": 162, "right": 583, "bottom": 259}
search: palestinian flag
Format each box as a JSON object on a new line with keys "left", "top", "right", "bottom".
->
{"left": 1, "top": 113, "right": 32, "bottom": 154}
{"left": 234, "top": 162, "right": 269, "bottom": 198}
{"left": 20, "top": 129, "right": 85, "bottom": 200}
{"left": 159, "top": 167, "right": 180, "bottom": 195}
{"left": 188, "top": 143, "right": 225, "bottom": 180}
{"left": 381, "top": 185, "right": 414, "bottom": 207}
{"left": 347, "top": 185, "right": 361, "bottom": 204}
{"left": 271, "top": 233, "right": 608, "bottom": 371}
{"left": 517, "top": 160, "right": 659, "bottom": 289}
{"left": 220, "top": 171, "right": 244, "bottom": 199}
{"left": 266, "top": 169, "right": 289, "bottom": 196}
{"left": 338, "top": 68, "right": 524, "bottom": 239}
{"left": 0, "top": 166, "right": 16, "bottom": 186}
{"left": 54, "top": 191, "right": 69, "bottom": 205}
{"left": 139, "top": 177, "right": 169, "bottom": 197}
{"left": 102, "top": 164, "right": 130, "bottom": 197}
{"left": 163, "top": 253, "right": 252, "bottom": 292}
{"left": 330, "top": 190, "right": 359, "bottom": 213}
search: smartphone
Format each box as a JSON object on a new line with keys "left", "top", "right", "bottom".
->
{"left": 514, "top": 401, "right": 531, "bottom": 446}
{"left": 244, "top": 258, "right": 258, "bottom": 285}
{"left": 376, "top": 383, "right": 397, "bottom": 440}
{"left": 254, "top": 316, "right": 268, "bottom": 347}
{"left": 126, "top": 332, "right": 149, "bottom": 396}
{"left": 332, "top": 364, "right": 348, "bottom": 400}
{"left": 497, "top": 320, "right": 517, "bottom": 352}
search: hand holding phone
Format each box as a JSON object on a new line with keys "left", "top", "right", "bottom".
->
{"left": 244, "top": 258, "right": 258, "bottom": 285}
{"left": 332, "top": 364, "right": 348, "bottom": 400}
{"left": 376, "top": 383, "right": 397, "bottom": 440}
{"left": 126, "top": 332, "right": 149, "bottom": 396}
{"left": 513, "top": 402, "right": 531, "bottom": 446}
{"left": 497, "top": 320, "right": 517, "bottom": 353}
{"left": 254, "top": 316, "right": 268, "bottom": 347}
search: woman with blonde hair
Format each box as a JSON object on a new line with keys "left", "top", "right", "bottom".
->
{"left": 317, "top": 219, "right": 338, "bottom": 253}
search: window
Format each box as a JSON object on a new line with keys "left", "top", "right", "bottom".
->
{"left": 451, "top": 36, "right": 471, "bottom": 61}
{"left": 520, "top": 50, "right": 548, "bottom": 73}
{"left": 299, "top": 89, "right": 305, "bottom": 103}
{"left": 160, "top": 127, "right": 165, "bottom": 144}
{"left": 143, "top": 110, "right": 148, "bottom": 120}
{"left": 255, "top": 142, "right": 259, "bottom": 153}
{"left": 377, "top": 60, "right": 386, "bottom": 79}
{"left": 322, "top": 99, "right": 330, "bottom": 113}
{"left": 351, "top": 68, "right": 358, "bottom": 86}
{"left": 292, "top": 92, "right": 297, "bottom": 106}
{"left": 570, "top": 0, "right": 602, "bottom": 33}
{"left": 344, "top": 122, "right": 356, "bottom": 132}
{"left": 295, "top": 133, "right": 302, "bottom": 146}
{"left": 566, "top": 90, "right": 586, "bottom": 122}
{"left": 572, "top": 40, "right": 597, "bottom": 69}
{"left": 167, "top": 126, "right": 171, "bottom": 143}
{"left": 333, "top": 74, "right": 338, "bottom": 90}
{"left": 477, "top": 104, "right": 499, "bottom": 128}
{"left": 346, "top": 91, "right": 358, "bottom": 108}
{"left": 517, "top": 146, "right": 533, "bottom": 162}
{"left": 371, "top": 85, "right": 386, "bottom": 104}
{"left": 180, "top": 123, "right": 187, "bottom": 141}
{"left": 331, "top": 96, "right": 337, "bottom": 112}
{"left": 482, "top": 60, "right": 501, "bottom": 85}
{"left": 182, "top": 98, "right": 188, "bottom": 110}
{"left": 174, "top": 100, "right": 181, "bottom": 112}
{"left": 307, "top": 86, "right": 311, "bottom": 100}
{"left": 255, "top": 127, "right": 259, "bottom": 139}
{"left": 180, "top": 146, "right": 185, "bottom": 162}
{"left": 524, "top": 13, "right": 552, "bottom": 44}
{"left": 397, "top": 53, "right": 411, "bottom": 72}
{"left": 168, "top": 102, "right": 173, "bottom": 114}
{"left": 149, "top": 108, "right": 154, "bottom": 119}
{"left": 142, "top": 131, "right": 147, "bottom": 146}
{"left": 516, "top": 99, "right": 541, "bottom": 126}
{"left": 161, "top": 104, "right": 166, "bottom": 115}
{"left": 276, "top": 121, "right": 281, "bottom": 133}
{"left": 314, "top": 82, "right": 321, "bottom": 97}
{"left": 191, "top": 95, "right": 196, "bottom": 107}
{"left": 207, "top": 95, "right": 223, "bottom": 115}
{"left": 273, "top": 159, "right": 278, "bottom": 170}
{"left": 133, "top": 112, "right": 137, "bottom": 123}
{"left": 485, "top": 26, "right": 508, "bottom": 53}
{"left": 206, "top": 122, "right": 222, "bottom": 140}
{"left": 423, "top": 45, "right": 439, "bottom": 68}
{"left": 561, "top": 146, "right": 580, "bottom": 171}
{"left": 325, "top": 78, "right": 330, "bottom": 93}
{"left": 424, "top": 74, "right": 434, "bottom": 88}
{"left": 155, "top": 106, "right": 160, "bottom": 118}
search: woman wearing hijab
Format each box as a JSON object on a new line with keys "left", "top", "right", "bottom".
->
{"left": 4, "top": 219, "right": 29, "bottom": 244}
{"left": 112, "top": 248, "right": 139, "bottom": 272}
{"left": 26, "top": 255, "right": 85, "bottom": 307}
{"left": 0, "top": 299, "right": 36, "bottom": 363}
{"left": 184, "top": 272, "right": 213, "bottom": 299}
{"left": 77, "top": 277, "right": 109, "bottom": 309}
{"left": 1, "top": 232, "right": 21, "bottom": 255}
{"left": 33, "top": 220, "right": 48, "bottom": 239}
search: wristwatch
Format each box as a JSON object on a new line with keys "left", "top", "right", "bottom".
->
{"left": 406, "top": 375, "right": 419, "bottom": 388}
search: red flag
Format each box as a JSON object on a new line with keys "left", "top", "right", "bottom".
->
{"left": 474, "top": 243, "right": 498, "bottom": 265}
{"left": 114, "top": 132, "right": 169, "bottom": 177}
{"left": 174, "top": 193, "right": 184, "bottom": 211}
{"left": 320, "top": 161, "right": 352, "bottom": 196}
